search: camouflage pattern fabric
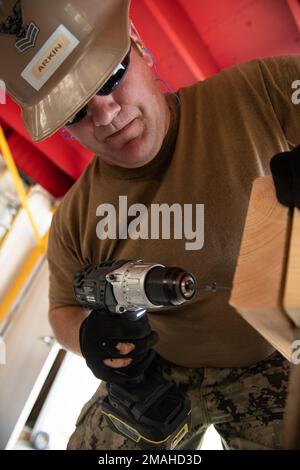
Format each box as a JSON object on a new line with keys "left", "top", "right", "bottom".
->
{"left": 67, "top": 350, "right": 289, "bottom": 450}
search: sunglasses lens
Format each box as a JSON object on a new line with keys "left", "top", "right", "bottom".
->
{"left": 98, "top": 51, "right": 130, "bottom": 96}
{"left": 65, "top": 49, "right": 130, "bottom": 126}
{"left": 66, "top": 106, "right": 88, "bottom": 126}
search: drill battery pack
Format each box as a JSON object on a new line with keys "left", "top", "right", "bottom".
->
{"left": 101, "top": 364, "right": 191, "bottom": 450}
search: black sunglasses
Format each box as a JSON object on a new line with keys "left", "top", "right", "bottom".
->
{"left": 66, "top": 48, "right": 131, "bottom": 126}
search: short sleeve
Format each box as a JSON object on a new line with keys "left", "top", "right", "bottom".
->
{"left": 47, "top": 216, "right": 82, "bottom": 310}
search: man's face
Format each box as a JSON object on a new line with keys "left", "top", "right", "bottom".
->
{"left": 66, "top": 45, "right": 170, "bottom": 168}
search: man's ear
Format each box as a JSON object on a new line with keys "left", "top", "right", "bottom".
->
{"left": 130, "top": 21, "right": 154, "bottom": 68}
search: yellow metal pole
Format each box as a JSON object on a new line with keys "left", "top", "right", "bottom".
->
{"left": 0, "top": 232, "right": 48, "bottom": 323}
{"left": 0, "top": 125, "right": 43, "bottom": 246}
{"left": 0, "top": 126, "right": 49, "bottom": 322}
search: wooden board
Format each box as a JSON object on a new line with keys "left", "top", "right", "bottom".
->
{"left": 229, "top": 176, "right": 294, "bottom": 361}
{"left": 284, "top": 209, "right": 300, "bottom": 327}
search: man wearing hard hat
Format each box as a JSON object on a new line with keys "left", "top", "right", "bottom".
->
{"left": 1, "top": 0, "right": 299, "bottom": 450}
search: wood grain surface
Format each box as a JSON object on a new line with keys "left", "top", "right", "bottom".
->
{"left": 284, "top": 209, "right": 300, "bottom": 327}
{"left": 230, "top": 176, "right": 294, "bottom": 360}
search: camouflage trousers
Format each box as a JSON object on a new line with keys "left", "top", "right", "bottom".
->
{"left": 67, "top": 350, "right": 289, "bottom": 450}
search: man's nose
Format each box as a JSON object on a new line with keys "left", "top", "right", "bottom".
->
{"left": 87, "top": 94, "right": 121, "bottom": 127}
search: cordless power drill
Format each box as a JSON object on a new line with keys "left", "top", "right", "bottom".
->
{"left": 73, "top": 260, "right": 196, "bottom": 450}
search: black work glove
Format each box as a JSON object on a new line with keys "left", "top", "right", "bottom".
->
{"left": 79, "top": 309, "right": 159, "bottom": 383}
{"left": 270, "top": 145, "right": 300, "bottom": 209}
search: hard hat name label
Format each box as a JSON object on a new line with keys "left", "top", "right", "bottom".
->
{"left": 21, "top": 24, "right": 79, "bottom": 91}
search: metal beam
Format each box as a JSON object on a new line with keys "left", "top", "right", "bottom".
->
{"left": 287, "top": 0, "right": 300, "bottom": 32}
{"left": 142, "top": 0, "right": 219, "bottom": 80}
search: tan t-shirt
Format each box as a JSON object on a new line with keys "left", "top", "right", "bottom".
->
{"left": 47, "top": 55, "right": 300, "bottom": 368}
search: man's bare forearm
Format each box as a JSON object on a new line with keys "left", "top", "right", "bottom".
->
{"left": 49, "top": 306, "right": 88, "bottom": 355}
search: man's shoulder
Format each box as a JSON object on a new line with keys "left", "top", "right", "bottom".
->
{"left": 225, "top": 54, "right": 300, "bottom": 86}
{"left": 183, "top": 55, "right": 300, "bottom": 94}
{"left": 178, "top": 57, "right": 263, "bottom": 99}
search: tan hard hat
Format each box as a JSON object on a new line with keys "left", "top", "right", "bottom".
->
{"left": 0, "top": 0, "right": 131, "bottom": 141}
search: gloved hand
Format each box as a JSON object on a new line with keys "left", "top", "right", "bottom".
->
{"left": 270, "top": 145, "right": 300, "bottom": 209}
{"left": 79, "top": 308, "right": 159, "bottom": 383}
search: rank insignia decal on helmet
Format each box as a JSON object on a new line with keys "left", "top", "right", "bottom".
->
{"left": 0, "top": 0, "right": 39, "bottom": 53}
